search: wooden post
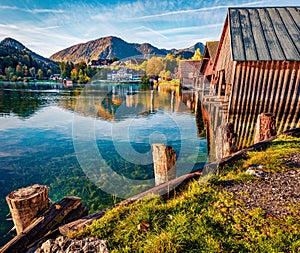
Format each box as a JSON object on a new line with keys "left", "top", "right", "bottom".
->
{"left": 216, "top": 122, "right": 237, "bottom": 160}
{"left": 152, "top": 144, "right": 176, "bottom": 186}
{"left": 1, "top": 196, "right": 82, "bottom": 253}
{"left": 6, "top": 184, "right": 50, "bottom": 235}
{"left": 254, "top": 113, "right": 276, "bottom": 143}
{"left": 150, "top": 90, "right": 154, "bottom": 113}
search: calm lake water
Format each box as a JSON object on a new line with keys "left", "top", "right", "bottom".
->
{"left": 0, "top": 82, "right": 207, "bottom": 245}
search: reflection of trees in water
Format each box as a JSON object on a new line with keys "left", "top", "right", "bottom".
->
{"left": 0, "top": 84, "right": 84, "bottom": 118}
{"left": 0, "top": 89, "right": 43, "bottom": 118}
{"left": 69, "top": 84, "right": 196, "bottom": 121}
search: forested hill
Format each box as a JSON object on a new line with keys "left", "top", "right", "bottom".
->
{"left": 0, "top": 37, "right": 59, "bottom": 80}
{"left": 0, "top": 37, "right": 54, "bottom": 64}
{"left": 50, "top": 36, "right": 204, "bottom": 63}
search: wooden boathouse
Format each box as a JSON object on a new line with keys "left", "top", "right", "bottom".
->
{"left": 202, "top": 6, "right": 300, "bottom": 148}
{"left": 199, "top": 41, "right": 219, "bottom": 83}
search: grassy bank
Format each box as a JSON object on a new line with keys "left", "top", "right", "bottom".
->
{"left": 73, "top": 135, "right": 300, "bottom": 252}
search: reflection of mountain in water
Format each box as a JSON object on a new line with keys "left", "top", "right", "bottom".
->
{"left": 70, "top": 83, "right": 193, "bottom": 121}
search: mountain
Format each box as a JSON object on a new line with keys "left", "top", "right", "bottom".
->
{"left": 0, "top": 37, "right": 59, "bottom": 79}
{"left": 161, "top": 42, "right": 205, "bottom": 59}
{"left": 50, "top": 36, "right": 204, "bottom": 63}
{"left": 0, "top": 37, "right": 55, "bottom": 65}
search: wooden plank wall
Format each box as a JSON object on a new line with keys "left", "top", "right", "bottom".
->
{"left": 228, "top": 60, "right": 300, "bottom": 149}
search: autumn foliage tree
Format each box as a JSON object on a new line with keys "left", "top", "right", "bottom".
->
{"left": 191, "top": 48, "right": 203, "bottom": 60}
{"left": 146, "top": 56, "right": 163, "bottom": 76}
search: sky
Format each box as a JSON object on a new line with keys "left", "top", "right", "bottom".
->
{"left": 0, "top": 0, "right": 299, "bottom": 57}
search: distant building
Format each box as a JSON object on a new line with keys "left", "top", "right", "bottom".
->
{"left": 50, "top": 74, "right": 61, "bottom": 80}
{"left": 107, "top": 68, "right": 145, "bottom": 81}
{"left": 63, "top": 78, "right": 73, "bottom": 87}
{"left": 178, "top": 60, "right": 202, "bottom": 87}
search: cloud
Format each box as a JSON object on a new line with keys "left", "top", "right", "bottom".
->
{"left": 0, "top": 24, "right": 18, "bottom": 29}
{"left": 27, "top": 8, "right": 65, "bottom": 14}
{"left": 152, "top": 23, "right": 224, "bottom": 35}
{"left": 128, "top": 0, "right": 271, "bottom": 20}
{"left": 0, "top": 5, "right": 64, "bottom": 14}
{"left": 0, "top": 20, "right": 80, "bottom": 56}
{"left": 126, "top": 26, "right": 168, "bottom": 39}
{"left": 34, "top": 26, "right": 61, "bottom": 31}
{"left": 0, "top": 5, "right": 19, "bottom": 10}
{"left": 2, "top": 0, "right": 297, "bottom": 57}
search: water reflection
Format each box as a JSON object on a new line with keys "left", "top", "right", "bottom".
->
{"left": 185, "top": 74, "right": 300, "bottom": 161}
{"left": 0, "top": 82, "right": 207, "bottom": 245}
{"left": 72, "top": 82, "right": 206, "bottom": 198}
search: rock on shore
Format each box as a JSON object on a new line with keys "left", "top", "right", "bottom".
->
{"left": 28, "top": 236, "right": 109, "bottom": 253}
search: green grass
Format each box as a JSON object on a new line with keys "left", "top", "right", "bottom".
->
{"left": 73, "top": 135, "right": 300, "bottom": 252}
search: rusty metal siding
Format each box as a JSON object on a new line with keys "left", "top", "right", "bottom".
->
{"left": 229, "top": 7, "right": 300, "bottom": 61}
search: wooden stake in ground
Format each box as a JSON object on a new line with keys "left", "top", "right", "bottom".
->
{"left": 216, "top": 122, "right": 237, "bottom": 159}
{"left": 254, "top": 113, "right": 276, "bottom": 143}
{"left": 152, "top": 144, "right": 176, "bottom": 186}
{"left": 6, "top": 184, "right": 50, "bottom": 235}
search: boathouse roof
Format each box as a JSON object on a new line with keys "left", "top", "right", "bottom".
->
{"left": 205, "top": 41, "right": 219, "bottom": 62}
{"left": 226, "top": 7, "right": 300, "bottom": 61}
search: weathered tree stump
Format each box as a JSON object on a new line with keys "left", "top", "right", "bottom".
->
{"left": 254, "top": 113, "right": 276, "bottom": 143}
{"left": 216, "top": 122, "right": 237, "bottom": 159}
{"left": 6, "top": 184, "right": 50, "bottom": 235}
{"left": 152, "top": 144, "right": 176, "bottom": 186}
{"left": 1, "top": 196, "right": 82, "bottom": 253}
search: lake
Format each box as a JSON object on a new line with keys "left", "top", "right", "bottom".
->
{"left": 0, "top": 82, "right": 208, "bottom": 245}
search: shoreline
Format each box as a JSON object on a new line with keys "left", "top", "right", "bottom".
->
{"left": 2, "top": 128, "right": 299, "bottom": 252}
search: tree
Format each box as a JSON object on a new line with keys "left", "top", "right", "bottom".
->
{"left": 60, "top": 62, "right": 66, "bottom": 78}
{"left": 140, "top": 60, "right": 147, "bottom": 71}
{"left": 192, "top": 48, "right": 202, "bottom": 60}
{"left": 37, "top": 69, "right": 43, "bottom": 79}
{"left": 23, "top": 65, "right": 28, "bottom": 77}
{"left": 21, "top": 54, "right": 31, "bottom": 66}
{"left": 164, "top": 57, "right": 177, "bottom": 73}
{"left": 16, "top": 64, "right": 23, "bottom": 77}
{"left": 78, "top": 61, "right": 87, "bottom": 72}
{"left": 86, "top": 65, "right": 97, "bottom": 78}
{"left": 78, "top": 69, "right": 86, "bottom": 83}
{"left": 47, "top": 69, "right": 52, "bottom": 77}
{"left": 71, "top": 68, "right": 78, "bottom": 80}
{"left": 6, "top": 66, "right": 14, "bottom": 79}
{"left": 59, "top": 61, "right": 73, "bottom": 78}
{"left": 146, "top": 56, "right": 163, "bottom": 76}
{"left": 66, "top": 62, "right": 74, "bottom": 77}
{"left": 159, "top": 70, "right": 172, "bottom": 80}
